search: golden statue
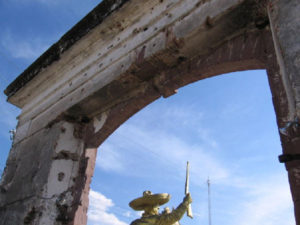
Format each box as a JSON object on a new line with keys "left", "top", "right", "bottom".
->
{"left": 162, "top": 207, "right": 180, "bottom": 225}
{"left": 129, "top": 162, "right": 193, "bottom": 225}
{"left": 129, "top": 191, "right": 192, "bottom": 225}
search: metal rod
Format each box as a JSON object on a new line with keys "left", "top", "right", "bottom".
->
{"left": 207, "top": 178, "right": 212, "bottom": 225}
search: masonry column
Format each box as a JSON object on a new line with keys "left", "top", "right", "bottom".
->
{"left": 268, "top": 0, "right": 300, "bottom": 224}
{"left": 73, "top": 148, "right": 97, "bottom": 225}
{"left": 0, "top": 120, "right": 91, "bottom": 225}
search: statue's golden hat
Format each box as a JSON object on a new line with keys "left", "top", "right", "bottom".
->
{"left": 129, "top": 191, "right": 171, "bottom": 211}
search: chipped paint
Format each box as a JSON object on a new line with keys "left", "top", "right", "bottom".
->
{"left": 93, "top": 111, "right": 108, "bottom": 133}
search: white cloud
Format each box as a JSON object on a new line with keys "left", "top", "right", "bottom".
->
{"left": 35, "top": 0, "right": 61, "bottom": 4}
{"left": 232, "top": 175, "right": 295, "bottom": 225}
{"left": 136, "top": 103, "right": 204, "bottom": 130}
{"left": 6, "top": 0, "right": 98, "bottom": 17}
{"left": 7, "top": 0, "right": 65, "bottom": 5}
{"left": 0, "top": 102, "right": 18, "bottom": 128}
{"left": 97, "top": 119, "right": 229, "bottom": 184}
{"left": 97, "top": 143, "right": 125, "bottom": 173}
{"left": 0, "top": 31, "right": 50, "bottom": 60}
{"left": 88, "top": 190, "right": 128, "bottom": 225}
{"left": 220, "top": 102, "right": 251, "bottom": 119}
{"left": 95, "top": 102, "right": 230, "bottom": 184}
{"left": 196, "top": 128, "right": 218, "bottom": 148}
{"left": 122, "top": 211, "right": 132, "bottom": 218}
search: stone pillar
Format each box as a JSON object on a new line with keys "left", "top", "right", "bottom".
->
{"left": 73, "top": 148, "right": 97, "bottom": 225}
{"left": 268, "top": 0, "right": 300, "bottom": 224}
{"left": 0, "top": 121, "right": 91, "bottom": 225}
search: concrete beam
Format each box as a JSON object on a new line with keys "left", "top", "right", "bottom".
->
{"left": 10, "top": 0, "right": 264, "bottom": 147}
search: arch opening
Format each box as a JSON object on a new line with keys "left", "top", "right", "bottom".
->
{"left": 87, "top": 69, "right": 294, "bottom": 225}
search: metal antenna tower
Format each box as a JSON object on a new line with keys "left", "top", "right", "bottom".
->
{"left": 207, "top": 178, "right": 212, "bottom": 225}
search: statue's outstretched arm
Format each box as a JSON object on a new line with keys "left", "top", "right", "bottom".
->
{"left": 157, "top": 194, "right": 192, "bottom": 225}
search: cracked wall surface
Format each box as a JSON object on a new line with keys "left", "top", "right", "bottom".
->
{"left": 0, "top": 121, "right": 86, "bottom": 224}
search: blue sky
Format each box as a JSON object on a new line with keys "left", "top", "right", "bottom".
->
{"left": 0, "top": 1, "right": 295, "bottom": 225}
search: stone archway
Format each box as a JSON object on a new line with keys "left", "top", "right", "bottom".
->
{"left": 0, "top": 0, "right": 299, "bottom": 224}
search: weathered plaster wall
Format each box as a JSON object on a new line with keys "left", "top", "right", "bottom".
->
{"left": 0, "top": 123, "right": 61, "bottom": 224}
{"left": 0, "top": 121, "right": 89, "bottom": 224}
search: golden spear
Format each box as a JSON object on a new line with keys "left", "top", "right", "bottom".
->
{"left": 185, "top": 161, "right": 193, "bottom": 218}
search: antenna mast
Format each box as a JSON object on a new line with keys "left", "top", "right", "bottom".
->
{"left": 207, "top": 178, "right": 212, "bottom": 225}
